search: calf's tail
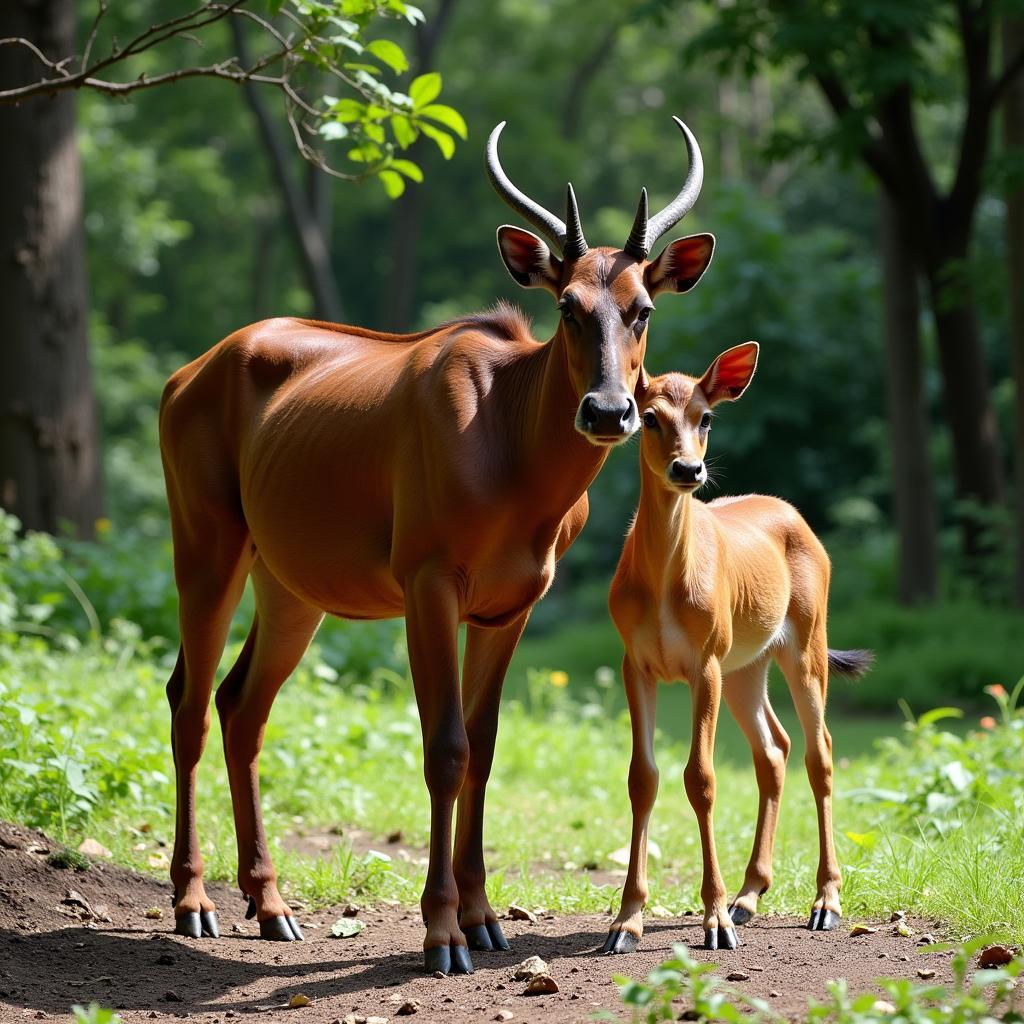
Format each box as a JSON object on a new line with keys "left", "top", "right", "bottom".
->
{"left": 827, "top": 648, "right": 874, "bottom": 679}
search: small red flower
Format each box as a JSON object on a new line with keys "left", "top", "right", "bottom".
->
{"left": 980, "top": 716, "right": 997, "bottom": 730}
{"left": 986, "top": 684, "right": 1007, "bottom": 698}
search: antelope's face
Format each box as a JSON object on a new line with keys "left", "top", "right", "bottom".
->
{"left": 487, "top": 117, "right": 716, "bottom": 447}
{"left": 639, "top": 343, "right": 760, "bottom": 493}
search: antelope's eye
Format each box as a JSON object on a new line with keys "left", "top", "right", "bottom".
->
{"left": 700, "top": 412, "right": 712, "bottom": 430}
{"left": 637, "top": 307, "right": 653, "bottom": 324}
{"left": 560, "top": 304, "right": 575, "bottom": 323}
{"left": 642, "top": 410, "right": 658, "bottom": 429}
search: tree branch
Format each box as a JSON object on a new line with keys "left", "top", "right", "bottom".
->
{"left": 989, "top": 43, "right": 1024, "bottom": 106}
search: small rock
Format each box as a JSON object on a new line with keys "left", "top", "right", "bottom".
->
{"left": 649, "top": 904, "right": 673, "bottom": 918}
{"left": 894, "top": 921, "right": 913, "bottom": 938}
{"left": 889, "top": 910, "right": 906, "bottom": 922}
{"left": 366, "top": 1017, "right": 389, "bottom": 1024}
{"left": 513, "top": 955, "right": 548, "bottom": 980}
{"left": 917, "top": 933, "right": 935, "bottom": 945}
{"left": 387, "top": 830, "right": 403, "bottom": 843}
{"left": 288, "top": 994, "right": 312, "bottom": 1008}
{"left": 873, "top": 1000, "right": 897, "bottom": 1015}
{"left": 494, "top": 1012, "right": 514, "bottom": 1022}
{"left": 726, "top": 971, "right": 749, "bottom": 982}
{"left": 769, "top": 991, "right": 780, "bottom": 998}
{"left": 396, "top": 1001, "right": 419, "bottom": 1016}
{"left": 342, "top": 903, "right": 361, "bottom": 917}
{"left": 917, "top": 969, "right": 936, "bottom": 980}
{"left": 524, "top": 974, "right": 558, "bottom": 996}
{"left": 77, "top": 838, "right": 112, "bottom": 859}
{"left": 145, "top": 907, "right": 163, "bottom": 920}
{"left": 979, "top": 944, "right": 1015, "bottom": 968}
{"left": 232, "top": 923, "right": 243, "bottom": 933}
{"left": 164, "top": 991, "right": 183, "bottom": 1003}
{"left": 850, "top": 924, "right": 878, "bottom": 937}
{"left": 507, "top": 904, "right": 537, "bottom": 923}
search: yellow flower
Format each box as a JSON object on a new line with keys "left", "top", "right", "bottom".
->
{"left": 549, "top": 670, "right": 569, "bottom": 688}
{"left": 94, "top": 518, "right": 112, "bottom": 536}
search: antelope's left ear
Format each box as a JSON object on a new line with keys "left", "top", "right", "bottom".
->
{"left": 698, "top": 342, "right": 759, "bottom": 406}
{"left": 634, "top": 363, "right": 651, "bottom": 402}
{"left": 644, "top": 233, "right": 715, "bottom": 298}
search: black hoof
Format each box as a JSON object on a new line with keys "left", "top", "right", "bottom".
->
{"left": 704, "top": 926, "right": 739, "bottom": 950}
{"left": 601, "top": 929, "right": 640, "bottom": 954}
{"left": 245, "top": 896, "right": 257, "bottom": 921}
{"left": 486, "top": 921, "right": 510, "bottom": 951}
{"left": 424, "top": 944, "right": 474, "bottom": 975}
{"left": 807, "top": 908, "right": 841, "bottom": 932}
{"left": 174, "top": 912, "right": 202, "bottom": 938}
{"left": 200, "top": 910, "right": 220, "bottom": 938}
{"left": 287, "top": 916, "right": 304, "bottom": 941}
{"left": 260, "top": 915, "right": 300, "bottom": 941}
{"left": 464, "top": 924, "right": 494, "bottom": 952}
{"left": 728, "top": 904, "right": 754, "bottom": 927}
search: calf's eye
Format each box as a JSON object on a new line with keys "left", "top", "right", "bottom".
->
{"left": 642, "top": 410, "right": 658, "bottom": 429}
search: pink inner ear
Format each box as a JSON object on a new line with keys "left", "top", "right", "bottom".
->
{"left": 670, "top": 238, "right": 713, "bottom": 280}
{"left": 715, "top": 346, "right": 757, "bottom": 395}
{"left": 505, "top": 233, "right": 546, "bottom": 275}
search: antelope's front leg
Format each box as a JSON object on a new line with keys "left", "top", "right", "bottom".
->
{"left": 603, "top": 655, "right": 658, "bottom": 954}
{"left": 405, "top": 570, "right": 473, "bottom": 976}
{"left": 686, "top": 657, "right": 738, "bottom": 950}
{"left": 453, "top": 615, "right": 529, "bottom": 954}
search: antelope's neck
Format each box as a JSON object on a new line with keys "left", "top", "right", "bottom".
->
{"left": 516, "top": 327, "right": 609, "bottom": 508}
{"left": 633, "top": 463, "right": 698, "bottom": 590}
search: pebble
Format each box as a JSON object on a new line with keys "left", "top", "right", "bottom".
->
{"left": 396, "top": 1001, "right": 419, "bottom": 1016}
{"left": 494, "top": 1012, "right": 514, "bottom": 1022}
{"left": 164, "top": 991, "right": 182, "bottom": 1003}
{"left": 524, "top": 974, "right": 559, "bottom": 996}
{"left": 507, "top": 905, "right": 537, "bottom": 923}
{"left": 726, "top": 971, "right": 749, "bottom": 982}
{"left": 917, "top": 969, "right": 936, "bottom": 979}
{"left": 512, "top": 956, "right": 548, "bottom": 980}
{"left": 769, "top": 991, "right": 780, "bottom": 998}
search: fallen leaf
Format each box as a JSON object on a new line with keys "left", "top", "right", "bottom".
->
{"left": 287, "top": 993, "right": 311, "bottom": 1008}
{"left": 524, "top": 974, "right": 559, "bottom": 995}
{"left": 895, "top": 921, "right": 913, "bottom": 938}
{"left": 144, "top": 907, "right": 163, "bottom": 920}
{"left": 507, "top": 904, "right": 536, "bottom": 923}
{"left": 512, "top": 955, "right": 548, "bottom": 980}
{"left": 77, "top": 838, "right": 112, "bottom": 859}
{"left": 850, "top": 924, "right": 878, "bottom": 937}
{"left": 330, "top": 918, "right": 367, "bottom": 938}
{"left": 979, "top": 944, "right": 1015, "bottom": 968}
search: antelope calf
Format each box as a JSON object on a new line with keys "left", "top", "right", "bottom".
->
{"left": 603, "top": 342, "right": 871, "bottom": 954}
{"left": 160, "top": 117, "right": 716, "bottom": 975}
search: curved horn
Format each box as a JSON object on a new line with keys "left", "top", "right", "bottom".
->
{"left": 623, "top": 187, "right": 649, "bottom": 261}
{"left": 486, "top": 121, "right": 567, "bottom": 254}
{"left": 642, "top": 116, "right": 705, "bottom": 258}
{"left": 563, "top": 183, "right": 588, "bottom": 261}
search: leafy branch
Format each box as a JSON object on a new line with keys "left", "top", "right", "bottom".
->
{"left": 0, "top": 0, "right": 468, "bottom": 196}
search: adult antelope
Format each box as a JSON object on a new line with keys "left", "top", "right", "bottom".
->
{"left": 603, "top": 345, "right": 872, "bottom": 954}
{"left": 159, "top": 117, "right": 715, "bottom": 975}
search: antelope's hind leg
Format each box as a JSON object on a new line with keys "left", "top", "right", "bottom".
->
{"left": 776, "top": 624, "right": 842, "bottom": 931}
{"left": 166, "top": 507, "right": 253, "bottom": 940}
{"left": 216, "top": 560, "right": 324, "bottom": 941}
{"left": 603, "top": 656, "right": 658, "bottom": 954}
{"left": 723, "top": 656, "right": 790, "bottom": 927}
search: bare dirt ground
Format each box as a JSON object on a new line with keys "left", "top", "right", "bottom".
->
{"left": 0, "top": 822, "right": 955, "bottom": 1023}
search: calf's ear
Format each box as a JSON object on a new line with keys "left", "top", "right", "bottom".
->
{"left": 698, "top": 342, "right": 759, "bottom": 406}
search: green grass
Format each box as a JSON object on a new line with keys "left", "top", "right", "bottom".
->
{"left": 2, "top": 631, "right": 1023, "bottom": 946}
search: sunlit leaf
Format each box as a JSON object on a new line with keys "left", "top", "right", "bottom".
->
{"left": 389, "top": 158, "right": 423, "bottom": 182}
{"left": 378, "top": 169, "right": 405, "bottom": 198}
{"left": 390, "top": 114, "right": 417, "bottom": 148}
{"left": 419, "top": 103, "right": 467, "bottom": 139}
{"left": 418, "top": 121, "right": 453, "bottom": 159}
{"left": 366, "top": 38, "right": 408, "bottom": 73}
{"left": 409, "top": 71, "right": 441, "bottom": 107}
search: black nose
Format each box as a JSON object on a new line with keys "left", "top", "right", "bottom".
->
{"left": 578, "top": 392, "right": 638, "bottom": 436}
{"left": 668, "top": 459, "right": 704, "bottom": 485}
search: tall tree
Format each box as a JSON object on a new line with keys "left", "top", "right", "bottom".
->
{"left": 692, "top": 0, "right": 1024, "bottom": 562}
{"left": 0, "top": 1, "right": 464, "bottom": 533}
{"left": 0, "top": 0, "right": 102, "bottom": 537}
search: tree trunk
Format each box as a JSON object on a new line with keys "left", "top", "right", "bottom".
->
{"left": 1004, "top": 16, "right": 1024, "bottom": 604}
{"left": 230, "top": 19, "right": 343, "bottom": 322}
{"left": 878, "top": 193, "right": 938, "bottom": 603}
{"left": 0, "top": 0, "right": 103, "bottom": 537}
{"left": 924, "top": 256, "right": 1005, "bottom": 559}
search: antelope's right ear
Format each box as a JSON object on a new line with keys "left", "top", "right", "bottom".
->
{"left": 497, "top": 226, "right": 562, "bottom": 295}
{"left": 698, "top": 342, "right": 759, "bottom": 406}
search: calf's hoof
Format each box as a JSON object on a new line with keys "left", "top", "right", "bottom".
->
{"left": 424, "top": 944, "right": 474, "bottom": 975}
{"left": 464, "top": 922, "right": 510, "bottom": 952}
{"left": 259, "top": 915, "right": 305, "bottom": 941}
{"left": 704, "top": 926, "right": 739, "bottom": 950}
{"left": 807, "top": 908, "right": 841, "bottom": 931}
{"left": 601, "top": 930, "right": 640, "bottom": 954}
{"left": 728, "top": 904, "right": 754, "bottom": 927}
{"left": 174, "top": 910, "right": 219, "bottom": 939}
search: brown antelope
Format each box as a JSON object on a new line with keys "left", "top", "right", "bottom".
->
{"left": 602, "top": 343, "right": 872, "bottom": 954}
{"left": 159, "top": 117, "right": 716, "bottom": 974}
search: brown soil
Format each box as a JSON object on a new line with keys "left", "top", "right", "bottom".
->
{"left": 0, "top": 822, "right": 955, "bottom": 1023}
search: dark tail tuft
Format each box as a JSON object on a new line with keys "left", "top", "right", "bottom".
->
{"left": 827, "top": 648, "right": 874, "bottom": 679}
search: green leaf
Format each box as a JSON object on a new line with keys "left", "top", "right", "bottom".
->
{"left": 366, "top": 38, "right": 409, "bottom": 74}
{"left": 409, "top": 71, "right": 441, "bottom": 107}
{"left": 917, "top": 707, "right": 964, "bottom": 728}
{"left": 389, "top": 158, "right": 423, "bottom": 182}
{"left": 419, "top": 103, "right": 467, "bottom": 139}
{"left": 326, "top": 97, "right": 366, "bottom": 122}
{"left": 378, "top": 170, "right": 406, "bottom": 198}
{"left": 347, "top": 143, "right": 382, "bottom": 164}
{"left": 418, "top": 121, "right": 454, "bottom": 159}
{"left": 330, "top": 917, "right": 367, "bottom": 937}
{"left": 390, "top": 114, "right": 417, "bottom": 148}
